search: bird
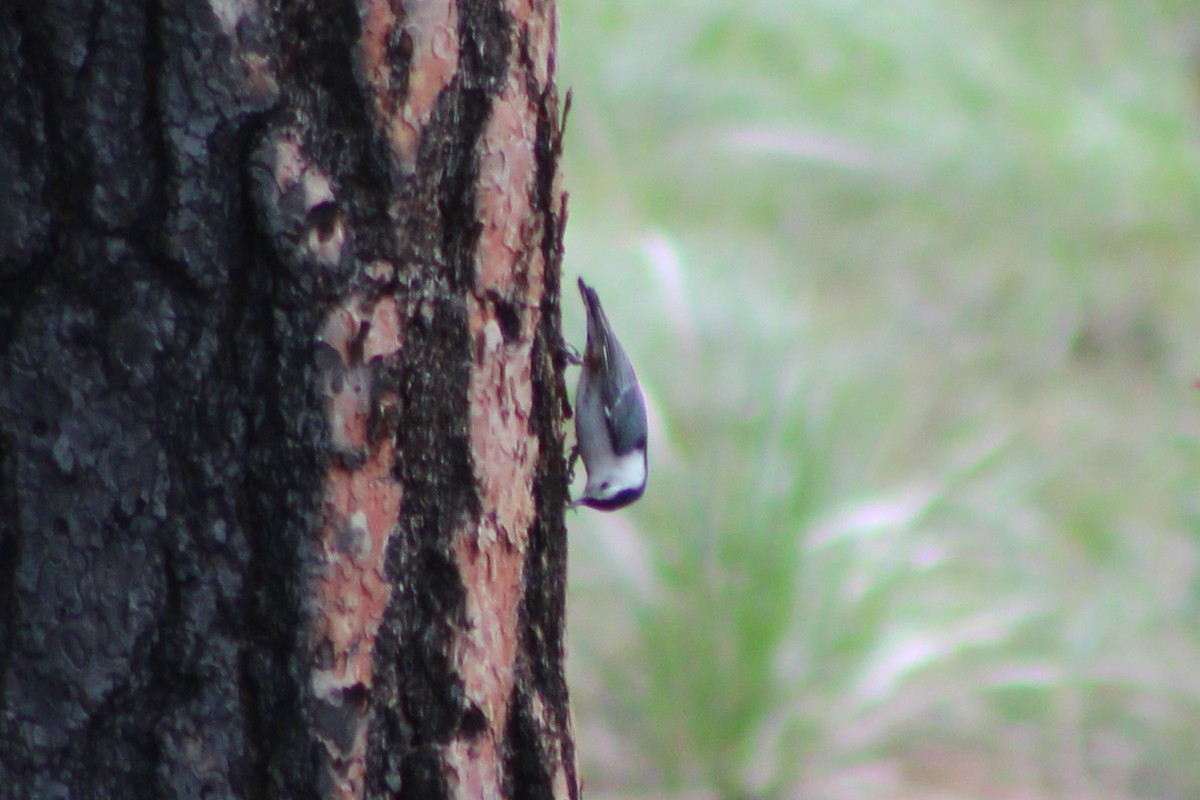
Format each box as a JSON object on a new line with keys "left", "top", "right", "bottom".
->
{"left": 570, "top": 277, "right": 648, "bottom": 511}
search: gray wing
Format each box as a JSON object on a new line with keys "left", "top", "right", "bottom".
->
{"left": 605, "top": 379, "right": 648, "bottom": 455}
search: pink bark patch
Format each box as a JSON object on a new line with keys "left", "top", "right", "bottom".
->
{"left": 313, "top": 293, "right": 405, "bottom": 799}
{"left": 441, "top": 17, "right": 561, "bottom": 794}
{"left": 360, "top": 0, "right": 461, "bottom": 170}
{"left": 477, "top": 72, "right": 539, "bottom": 291}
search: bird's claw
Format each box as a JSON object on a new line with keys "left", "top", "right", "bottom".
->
{"left": 559, "top": 341, "right": 583, "bottom": 366}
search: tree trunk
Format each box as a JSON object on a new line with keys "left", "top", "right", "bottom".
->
{"left": 0, "top": 0, "right": 577, "bottom": 798}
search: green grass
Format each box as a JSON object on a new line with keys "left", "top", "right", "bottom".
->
{"left": 558, "top": 1, "right": 1200, "bottom": 797}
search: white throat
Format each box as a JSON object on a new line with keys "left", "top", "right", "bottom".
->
{"left": 585, "top": 449, "right": 646, "bottom": 500}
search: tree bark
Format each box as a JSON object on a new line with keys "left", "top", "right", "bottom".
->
{"left": 0, "top": 0, "right": 576, "bottom": 798}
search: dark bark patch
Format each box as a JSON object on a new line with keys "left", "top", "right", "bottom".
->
{"left": 516, "top": 57, "right": 580, "bottom": 800}
{"left": 271, "top": 0, "right": 394, "bottom": 264}
{"left": 502, "top": 684, "right": 554, "bottom": 800}
{"left": 460, "top": 702, "right": 489, "bottom": 739}
{"left": 490, "top": 291, "right": 524, "bottom": 344}
{"left": 0, "top": 3, "right": 52, "bottom": 281}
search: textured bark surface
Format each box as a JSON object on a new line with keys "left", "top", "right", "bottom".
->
{"left": 0, "top": 0, "right": 576, "bottom": 798}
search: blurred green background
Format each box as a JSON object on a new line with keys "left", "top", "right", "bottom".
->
{"left": 557, "top": 1, "right": 1200, "bottom": 798}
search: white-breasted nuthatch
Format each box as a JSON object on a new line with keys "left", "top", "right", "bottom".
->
{"left": 570, "top": 277, "right": 648, "bottom": 511}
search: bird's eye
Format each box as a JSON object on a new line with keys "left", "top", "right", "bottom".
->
{"left": 600, "top": 481, "right": 610, "bottom": 490}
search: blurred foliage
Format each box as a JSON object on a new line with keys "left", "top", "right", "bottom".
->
{"left": 557, "top": 0, "right": 1200, "bottom": 798}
